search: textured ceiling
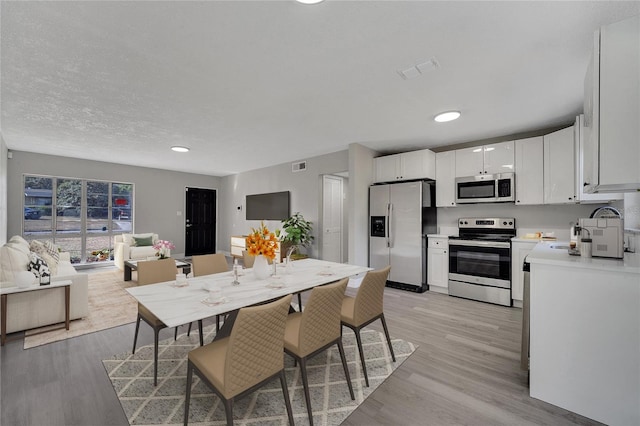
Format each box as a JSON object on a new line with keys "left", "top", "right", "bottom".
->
{"left": 2, "top": 1, "right": 639, "bottom": 176}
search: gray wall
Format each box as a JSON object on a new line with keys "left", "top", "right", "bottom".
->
{"left": 6, "top": 151, "right": 220, "bottom": 254}
{"left": 218, "top": 150, "right": 348, "bottom": 258}
{"left": 0, "top": 136, "right": 7, "bottom": 245}
{"left": 348, "top": 143, "right": 378, "bottom": 267}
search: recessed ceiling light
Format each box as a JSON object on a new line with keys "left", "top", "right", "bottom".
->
{"left": 171, "top": 146, "right": 190, "bottom": 153}
{"left": 296, "top": 0, "right": 324, "bottom": 4}
{"left": 434, "top": 111, "right": 461, "bottom": 123}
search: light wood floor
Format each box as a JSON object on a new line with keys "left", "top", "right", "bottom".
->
{"left": 0, "top": 280, "right": 601, "bottom": 425}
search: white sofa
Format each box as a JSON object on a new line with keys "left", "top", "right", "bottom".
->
{"left": 0, "top": 236, "right": 89, "bottom": 334}
{"left": 113, "top": 233, "right": 163, "bottom": 270}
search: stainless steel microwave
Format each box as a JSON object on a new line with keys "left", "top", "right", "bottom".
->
{"left": 455, "top": 173, "right": 515, "bottom": 203}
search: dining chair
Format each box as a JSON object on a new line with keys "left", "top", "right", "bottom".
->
{"left": 340, "top": 266, "right": 395, "bottom": 387}
{"left": 182, "top": 253, "right": 229, "bottom": 334}
{"left": 284, "top": 278, "right": 354, "bottom": 425}
{"left": 132, "top": 258, "right": 203, "bottom": 386}
{"left": 183, "top": 294, "right": 294, "bottom": 426}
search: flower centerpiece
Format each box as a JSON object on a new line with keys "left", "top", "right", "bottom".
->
{"left": 153, "top": 240, "right": 175, "bottom": 259}
{"left": 246, "top": 222, "right": 279, "bottom": 279}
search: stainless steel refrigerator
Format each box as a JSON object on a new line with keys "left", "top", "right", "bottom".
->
{"left": 369, "top": 180, "right": 437, "bottom": 293}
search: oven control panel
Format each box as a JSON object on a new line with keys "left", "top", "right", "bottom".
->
{"left": 458, "top": 217, "right": 515, "bottom": 229}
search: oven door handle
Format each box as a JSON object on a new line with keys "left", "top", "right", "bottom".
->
{"left": 449, "top": 240, "right": 511, "bottom": 249}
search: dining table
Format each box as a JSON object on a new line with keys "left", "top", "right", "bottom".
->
{"left": 126, "top": 258, "right": 371, "bottom": 331}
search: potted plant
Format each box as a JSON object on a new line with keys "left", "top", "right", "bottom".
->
{"left": 280, "top": 212, "right": 314, "bottom": 260}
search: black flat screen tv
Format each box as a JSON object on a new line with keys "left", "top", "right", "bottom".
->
{"left": 245, "top": 191, "right": 290, "bottom": 221}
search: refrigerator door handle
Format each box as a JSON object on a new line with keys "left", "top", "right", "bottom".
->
{"left": 388, "top": 203, "right": 393, "bottom": 248}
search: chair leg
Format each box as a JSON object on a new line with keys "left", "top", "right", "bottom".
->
{"left": 183, "top": 362, "right": 193, "bottom": 426}
{"left": 379, "top": 314, "right": 396, "bottom": 362}
{"left": 337, "top": 339, "right": 355, "bottom": 400}
{"left": 299, "top": 357, "right": 313, "bottom": 426}
{"left": 187, "top": 322, "right": 193, "bottom": 336}
{"left": 154, "top": 327, "right": 160, "bottom": 386}
{"left": 279, "top": 370, "right": 295, "bottom": 426}
{"left": 174, "top": 326, "right": 179, "bottom": 341}
{"left": 198, "top": 320, "right": 204, "bottom": 346}
{"left": 354, "top": 328, "right": 369, "bottom": 387}
{"left": 132, "top": 314, "right": 141, "bottom": 354}
{"left": 223, "top": 398, "right": 234, "bottom": 426}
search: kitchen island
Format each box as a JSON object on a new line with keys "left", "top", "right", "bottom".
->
{"left": 527, "top": 242, "right": 640, "bottom": 426}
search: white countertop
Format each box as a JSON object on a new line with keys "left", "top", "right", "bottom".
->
{"left": 527, "top": 241, "right": 640, "bottom": 274}
{"left": 426, "top": 234, "right": 449, "bottom": 238}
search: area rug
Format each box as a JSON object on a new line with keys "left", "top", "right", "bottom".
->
{"left": 24, "top": 269, "right": 138, "bottom": 349}
{"left": 103, "top": 326, "right": 416, "bottom": 426}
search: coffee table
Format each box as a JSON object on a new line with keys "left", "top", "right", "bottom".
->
{"left": 124, "top": 259, "right": 191, "bottom": 281}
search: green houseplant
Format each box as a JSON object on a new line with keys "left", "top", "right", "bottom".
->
{"left": 280, "top": 212, "right": 314, "bottom": 260}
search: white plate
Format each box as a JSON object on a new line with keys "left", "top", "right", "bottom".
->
{"left": 201, "top": 296, "right": 228, "bottom": 306}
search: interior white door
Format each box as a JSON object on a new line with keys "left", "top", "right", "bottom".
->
{"left": 322, "top": 175, "right": 344, "bottom": 262}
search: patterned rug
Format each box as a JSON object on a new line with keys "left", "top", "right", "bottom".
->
{"left": 24, "top": 269, "right": 138, "bottom": 349}
{"left": 103, "top": 325, "right": 416, "bottom": 426}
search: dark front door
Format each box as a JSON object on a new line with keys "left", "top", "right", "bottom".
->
{"left": 185, "top": 187, "right": 217, "bottom": 256}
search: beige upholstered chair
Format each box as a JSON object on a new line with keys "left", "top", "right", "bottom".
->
{"left": 189, "top": 253, "right": 229, "bottom": 333}
{"left": 132, "top": 258, "right": 203, "bottom": 386}
{"left": 284, "top": 279, "right": 354, "bottom": 425}
{"left": 183, "top": 295, "right": 294, "bottom": 426}
{"left": 192, "top": 253, "right": 229, "bottom": 276}
{"left": 340, "top": 266, "right": 395, "bottom": 387}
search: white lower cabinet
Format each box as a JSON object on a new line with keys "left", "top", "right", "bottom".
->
{"left": 427, "top": 236, "right": 449, "bottom": 293}
{"left": 511, "top": 240, "right": 537, "bottom": 305}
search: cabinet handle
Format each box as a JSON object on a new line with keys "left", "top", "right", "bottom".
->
{"left": 444, "top": 251, "right": 447, "bottom": 254}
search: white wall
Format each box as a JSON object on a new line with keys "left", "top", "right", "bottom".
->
{"left": 218, "top": 150, "right": 348, "bottom": 258}
{"left": 6, "top": 151, "right": 220, "bottom": 254}
{"left": 0, "top": 136, "right": 7, "bottom": 245}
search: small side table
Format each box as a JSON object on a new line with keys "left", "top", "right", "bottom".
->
{"left": 1, "top": 280, "right": 72, "bottom": 346}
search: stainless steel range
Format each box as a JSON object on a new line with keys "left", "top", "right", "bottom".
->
{"left": 448, "top": 217, "right": 516, "bottom": 307}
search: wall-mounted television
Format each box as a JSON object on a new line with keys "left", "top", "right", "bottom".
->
{"left": 245, "top": 191, "right": 290, "bottom": 221}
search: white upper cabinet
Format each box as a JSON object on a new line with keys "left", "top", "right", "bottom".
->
{"left": 515, "top": 136, "right": 544, "bottom": 205}
{"left": 374, "top": 149, "right": 435, "bottom": 183}
{"left": 583, "top": 15, "right": 640, "bottom": 193}
{"left": 544, "top": 126, "right": 576, "bottom": 204}
{"left": 455, "top": 141, "right": 514, "bottom": 177}
{"left": 435, "top": 151, "right": 457, "bottom": 207}
{"left": 574, "top": 114, "right": 623, "bottom": 203}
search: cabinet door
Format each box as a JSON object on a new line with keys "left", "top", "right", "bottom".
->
{"left": 436, "top": 151, "right": 456, "bottom": 207}
{"left": 484, "top": 141, "right": 515, "bottom": 175}
{"left": 599, "top": 16, "right": 640, "bottom": 188}
{"left": 511, "top": 242, "right": 535, "bottom": 302}
{"left": 544, "top": 126, "right": 576, "bottom": 204}
{"left": 400, "top": 151, "right": 426, "bottom": 181}
{"left": 427, "top": 248, "right": 448, "bottom": 289}
{"left": 515, "top": 137, "right": 544, "bottom": 205}
{"left": 455, "top": 146, "right": 484, "bottom": 177}
{"left": 374, "top": 155, "right": 401, "bottom": 183}
{"left": 575, "top": 115, "right": 623, "bottom": 203}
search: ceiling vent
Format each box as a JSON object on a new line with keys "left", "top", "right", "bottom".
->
{"left": 397, "top": 57, "right": 439, "bottom": 80}
{"left": 292, "top": 161, "right": 307, "bottom": 172}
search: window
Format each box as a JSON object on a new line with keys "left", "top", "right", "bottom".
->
{"left": 23, "top": 175, "right": 133, "bottom": 264}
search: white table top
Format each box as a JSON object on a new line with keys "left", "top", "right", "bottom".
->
{"left": 126, "top": 258, "right": 371, "bottom": 328}
{"left": 125, "top": 259, "right": 190, "bottom": 267}
{"left": 1, "top": 279, "right": 73, "bottom": 295}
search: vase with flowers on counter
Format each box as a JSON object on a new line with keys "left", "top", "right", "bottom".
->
{"left": 245, "top": 222, "right": 278, "bottom": 280}
{"left": 153, "top": 240, "right": 175, "bottom": 259}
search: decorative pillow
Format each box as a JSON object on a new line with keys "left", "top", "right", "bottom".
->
{"left": 133, "top": 236, "right": 154, "bottom": 247}
{"left": 39, "top": 251, "right": 59, "bottom": 276}
{"left": 122, "top": 234, "right": 134, "bottom": 246}
{"left": 44, "top": 240, "right": 60, "bottom": 263}
{"left": 28, "top": 252, "right": 50, "bottom": 280}
{"left": 30, "top": 240, "right": 47, "bottom": 256}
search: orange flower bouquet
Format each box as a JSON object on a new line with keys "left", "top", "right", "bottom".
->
{"left": 245, "top": 222, "right": 279, "bottom": 261}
